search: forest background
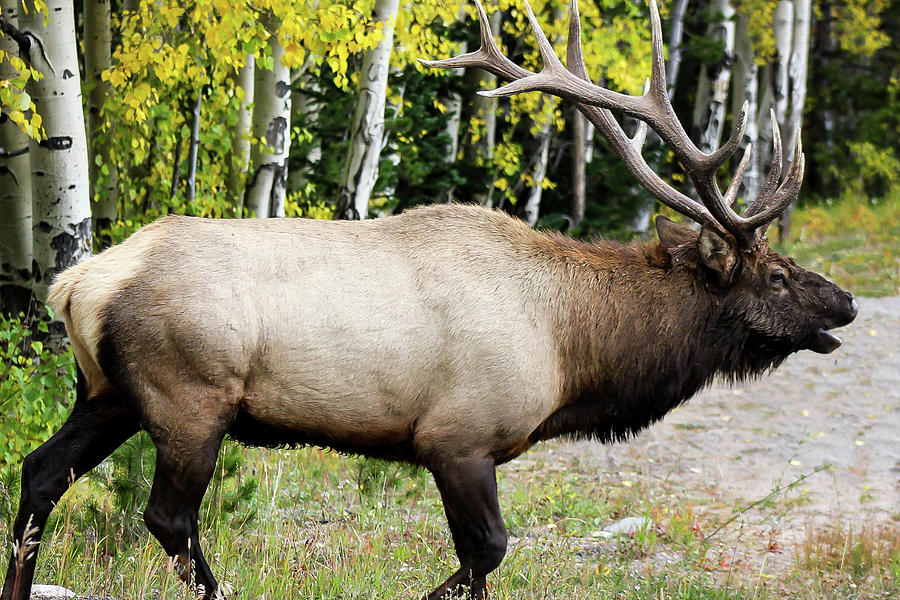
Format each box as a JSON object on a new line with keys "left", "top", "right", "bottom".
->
{"left": 0, "top": 0, "right": 898, "bottom": 598}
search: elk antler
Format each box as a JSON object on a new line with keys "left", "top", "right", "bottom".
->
{"left": 421, "top": 0, "right": 804, "bottom": 249}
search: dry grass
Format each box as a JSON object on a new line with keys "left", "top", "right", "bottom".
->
{"left": 796, "top": 523, "right": 900, "bottom": 594}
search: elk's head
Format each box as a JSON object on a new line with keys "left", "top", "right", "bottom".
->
{"left": 422, "top": 0, "right": 857, "bottom": 358}
{"left": 656, "top": 216, "right": 857, "bottom": 358}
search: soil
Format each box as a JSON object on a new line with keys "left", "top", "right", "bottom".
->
{"left": 527, "top": 296, "right": 899, "bottom": 581}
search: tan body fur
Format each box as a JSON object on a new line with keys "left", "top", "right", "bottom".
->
{"left": 49, "top": 205, "right": 571, "bottom": 464}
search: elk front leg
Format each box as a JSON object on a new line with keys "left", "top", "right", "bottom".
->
{"left": 1, "top": 390, "right": 139, "bottom": 600}
{"left": 426, "top": 456, "right": 507, "bottom": 600}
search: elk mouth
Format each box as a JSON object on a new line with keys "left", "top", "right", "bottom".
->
{"left": 804, "top": 328, "right": 842, "bottom": 354}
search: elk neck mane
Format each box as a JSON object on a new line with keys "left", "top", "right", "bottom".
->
{"left": 524, "top": 230, "right": 793, "bottom": 446}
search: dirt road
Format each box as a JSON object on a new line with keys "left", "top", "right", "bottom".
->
{"left": 536, "top": 296, "right": 899, "bottom": 574}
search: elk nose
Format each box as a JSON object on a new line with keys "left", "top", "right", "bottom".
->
{"left": 847, "top": 293, "right": 858, "bottom": 320}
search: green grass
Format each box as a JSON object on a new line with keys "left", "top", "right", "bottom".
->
{"left": 14, "top": 445, "right": 781, "bottom": 600}
{"left": 776, "top": 195, "right": 900, "bottom": 297}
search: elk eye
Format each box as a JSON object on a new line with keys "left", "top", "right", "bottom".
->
{"left": 771, "top": 271, "right": 787, "bottom": 287}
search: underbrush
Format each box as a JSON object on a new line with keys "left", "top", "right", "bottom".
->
{"left": 778, "top": 193, "right": 900, "bottom": 297}
{"left": 796, "top": 523, "right": 900, "bottom": 596}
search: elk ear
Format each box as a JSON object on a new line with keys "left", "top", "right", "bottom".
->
{"left": 697, "top": 224, "right": 738, "bottom": 285}
{"left": 655, "top": 215, "right": 697, "bottom": 249}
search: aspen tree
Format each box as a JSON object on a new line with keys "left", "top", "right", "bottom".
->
{"left": 731, "top": 10, "right": 759, "bottom": 203}
{"left": 335, "top": 0, "right": 400, "bottom": 220}
{"left": 246, "top": 28, "right": 291, "bottom": 218}
{"left": 20, "top": 0, "right": 91, "bottom": 303}
{"left": 0, "top": 0, "right": 32, "bottom": 314}
{"left": 692, "top": 0, "right": 735, "bottom": 153}
{"left": 780, "top": 0, "right": 810, "bottom": 241}
{"left": 84, "top": 0, "right": 117, "bottom": 246}
{"left": 230, "top": 55, "right": 254, "bottom": 214}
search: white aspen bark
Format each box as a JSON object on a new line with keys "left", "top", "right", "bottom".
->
{"left": 584, "top": 120, "right": 594, "bottom": 164}
{"left": 0, "top": 0, "right": 32, "bottom": 314}
{"left": 524, "top": 118, "right": 551, "bottom": 227}
{"left": 780, "top": 0, "right": 810, "bottom": 241}
{"left": 732, "top": 11, "right": 759, "bottom": 203}
{"left": 571, "top": 109, "right": 586, "bottom": 227}
{"left": 666, "top": 0, "right": 689, "bottom": 98}
{"left": 288, "top": 72, "right": 322, "bottom": 193}
{"left": 84, "top": 0, "right": 117, "bottom": 244}
{"left": 756, "top": 64, "right": 774, "bottom": 184}
{"left": 20, "top": 0, "right": 91, "bottom": 303}
{"left": 230, "top": 54, "right": 254, "bottom": 214}
{"left": 772, "top": 1, "right": 793, "bottom": 128}
{"left": 468, "top": 10, "right": 502, "bottom": 207}
{"left": 376, "top": 72, "right": 405, "bottom": 204}
{"left": 691, "top": 0, "right": 735, "bottom": 153}
{"left": 335, "top": 0, "right": 400, "bottom": 220}
{"left": 441, "top": 26, "right": 467, "bottom": 204}
{"left": 246, "top": 35, "right": 291, "bottom": 218}
{"left": 186, "top": 89, "right": 202, "bottom": 203}
{"left": 442, "top": 5, "right": 468, "bottom": 181}
{"left": 524, "top": 5, "right": 564, "bottom": 227}
{"left": 785, "top": 0, "right": 809, "bottom": 161}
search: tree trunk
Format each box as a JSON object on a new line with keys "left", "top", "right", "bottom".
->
{"left": 780, "top": 0, "right": 810, "bottom": 242}
{"left": 691, "top": 0, "right": 735, "bottom": 153}
{"left": 666, "top": 0, "right": 689, "bottom": 98}
{"left": 288, "top": 71, "right": 322, "bottom": 194}
{"left": 229, "top": 55, "right": 254, "bottom": 215}
{"left": 466, "top": 10, "right": 502, "bottom": 207}
{"left": 186, "top": 88, "right": 203, "bottom": 204}
{"left": 83, "top": 0, "right": 117, "bottom": 247}
{"left": 440, "top": 7, "right": 468, "bottom": 203}
{"left": 524, "top": 117, "right": 552, "bottom": 227}
{"left": 756, "top": 64, "right": 774, "bottom": 186}
{"left": 334, "top": 0, "right": 400, "bottom": 220}
{"left": 524, "top": 5, "right": 565, "bottom": 226}
{"left": 772, "top": 1, "right": 793, "bottom": 128}
{"left": 731, "top": 10, "right": 759, "bottom": 204}
{"left": 170, "top": 113, "right": 183, "bottom": 199}
{"left": 246, "top": 33, "right": 291, "bottom": 218}
{"left": 20, "top": 0, "right": 92, "bottom": 304}
{"left": 0, "top": 0, "right": 32, "bottom": 315}
{"left": 570, "top": 108, "right": 586, "bottom": 228}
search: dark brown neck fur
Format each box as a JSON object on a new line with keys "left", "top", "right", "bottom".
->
{"left": 526, "top": 234, "right": 792, "bottom": 445}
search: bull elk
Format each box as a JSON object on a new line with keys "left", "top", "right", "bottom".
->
{"left": 2, "top": 1, "right": 857, "bottom": 599}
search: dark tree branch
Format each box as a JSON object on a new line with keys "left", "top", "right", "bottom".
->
{"left": 186, "top": 87, "right": 204, "bottom": 203}
{"left": 0, "top": 13, "right": 31, "bottom": 61}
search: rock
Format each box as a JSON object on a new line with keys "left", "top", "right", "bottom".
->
{"left": 30, "top": 585, "right": 76, "bottom": 599}
{"left": 603, "top": 516, "right": 651, "bottom": 536}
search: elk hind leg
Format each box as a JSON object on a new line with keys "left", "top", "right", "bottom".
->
{"left": 143, "top": 412, "right": 231, "bottom": 599}
{"left": 1, "top": 375, "right": 139, "bottom": 600}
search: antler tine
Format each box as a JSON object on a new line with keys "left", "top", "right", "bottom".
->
{"left": 418, "top": 0, "right": 529, "bottom": 81}
{"left": 723, "top": 142, "right": 752, "bottom": 207}
{"left": 742, "top": 134, "right": 804, "bottom": 230}
{"left": 647, "top": 0, "right": 668, "bottom": 102}
{"left": 562, "top": 10, "right": 715, "bottom": 228}
{"left": 522, "top": 0, "right": 566, "bottom": 75}
{"left": 566, "top": 0, "right": 589, "bottom": 80}
{"left": 745, "top": 113, "right": 783, "bottom": 217}
{"left": 562, "top": 1, "right": 715, "bottom": 226}
{"left": 479, "top": 3, "right": 645, "bottom": 115}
